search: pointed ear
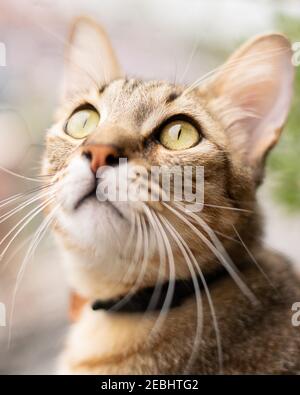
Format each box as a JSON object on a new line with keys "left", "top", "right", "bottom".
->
{"left": 62, "top": 16, "right": 122, "bottom": 99}
{"left": 206, "top": 34, "right": 294, "bottom": 184}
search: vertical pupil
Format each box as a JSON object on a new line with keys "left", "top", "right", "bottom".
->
{"left": 82, "top": 114, "right": 89, "bottom": 129}
{"left": 169, "top": 124, "right": 182, "bottom": 140}
{"left": 177, "top": 126, "right": 182, "bottom": 140}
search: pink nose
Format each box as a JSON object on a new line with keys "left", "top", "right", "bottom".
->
{"left": 82, "top": 144, "right": 120, "bottom": 173}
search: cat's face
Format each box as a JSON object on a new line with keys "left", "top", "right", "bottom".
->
{"left": 43, "top": 18, "right": 294, "bottom": 289}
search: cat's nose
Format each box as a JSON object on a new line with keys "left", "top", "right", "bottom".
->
{"left": 82, "top": 144, "right": 120, "bottom": 173}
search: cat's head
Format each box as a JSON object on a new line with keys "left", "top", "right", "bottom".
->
{"left": 43, "top": 17, "right": 294, "bottom": 295}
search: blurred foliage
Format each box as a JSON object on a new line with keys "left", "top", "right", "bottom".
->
{"left": 268, "top": 14, "right": 300, "bottom": 211}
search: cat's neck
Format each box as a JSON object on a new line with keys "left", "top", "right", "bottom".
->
{"left": 60, "top": 238, "right": 260, "bottom": 308}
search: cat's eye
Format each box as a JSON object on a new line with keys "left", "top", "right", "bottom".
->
{"left": 66, "top": 108, "right": 100, "bottom": 139}
{"left": 159, "top": 120, "right": 200, "bottom": 150}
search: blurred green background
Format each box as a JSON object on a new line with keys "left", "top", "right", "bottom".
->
{"left": 269, "top": 14, "right": 300, "bottom": 211}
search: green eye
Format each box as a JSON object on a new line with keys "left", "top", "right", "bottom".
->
{"left": 159, "top": 120, "right": 200, "bottom": 150}
{"left": 66, "top": 108, "right": 100, "bottom": 139}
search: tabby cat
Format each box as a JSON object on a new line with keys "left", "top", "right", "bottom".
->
{"left": 43, "top": 17, "right": 300, "bottom": 374}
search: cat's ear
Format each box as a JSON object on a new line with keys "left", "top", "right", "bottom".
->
{"left": 62, "top": 16, "right": 122, "bottom": 99}
{"left": 205, "top": 34, "right": 294, "bottom": 184}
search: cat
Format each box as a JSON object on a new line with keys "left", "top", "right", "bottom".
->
{"left": 42, "top": 16, "right": 300, "bottom": 374}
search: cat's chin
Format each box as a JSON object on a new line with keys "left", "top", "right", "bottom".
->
{"left": 75, "top": 194, "right": 128, "bottom": 221}
{"left": 56, "top": 196, "right": 132, "bottom": 263}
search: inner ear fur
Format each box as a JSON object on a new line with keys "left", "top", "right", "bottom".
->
{"left": 205, "top": 33, "right": 294, "bottom": 184}
{"left": 62, "top": 16, "right": 122, "bottom": 100}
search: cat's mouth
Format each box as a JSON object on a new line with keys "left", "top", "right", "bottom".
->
{"left": 74, "top": 185, "right": 126, "bottom": 220}
{"left": 74, "top": 186, "right": 97, "bottom": 210}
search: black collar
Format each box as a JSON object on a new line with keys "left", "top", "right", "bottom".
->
{"left": 92, "top": 266, "right": 228, "bottom": 314}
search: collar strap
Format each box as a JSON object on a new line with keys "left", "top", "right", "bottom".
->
{"left": 70, "top": 266, "right": 228, "bottom": 321}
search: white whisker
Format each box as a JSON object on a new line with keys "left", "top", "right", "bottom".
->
{"left": 0, "top": 184, "right": 52, "bottom": 209}
{"left": 0, "top": 165, "right": 48, "bottom": 183}
{"left": 0, "top": 189, "right": 54, "bottom": 224}
{"left": 146, "top": 208, "right": 176, "bottom": 340}
{"left": 7, "top": 203, "right": 59, "bottom": 349}
{"left": 0, "top": 195, "right": 55, "bottom": 261}
{"left": 232, "top": 224, "right": 274, "bottom": 287}
{"left": 159, "top": 214, "right": 223, "bottom": 373}
{"left": 158, "top": 213, "right": 204, "bottom": 373}
{"left": 165, "top": 202, "right": 257, "bottom": 304}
